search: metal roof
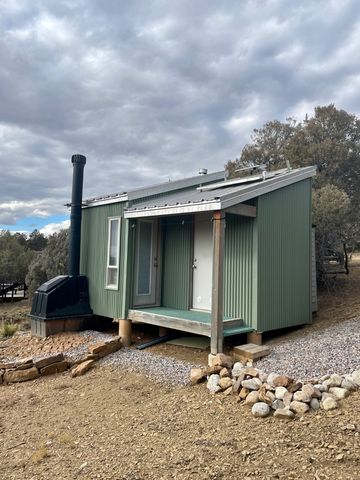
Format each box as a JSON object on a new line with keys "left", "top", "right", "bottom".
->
{"left": 83, "top": 169, "right": 226, "bottom": 208}
{"left": 124, "top": 166, "right": 316, "bottom": 218}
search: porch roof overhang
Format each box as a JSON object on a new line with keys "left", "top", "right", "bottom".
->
{"left": 123, "top": 166, "right": 316, "bottom": 219}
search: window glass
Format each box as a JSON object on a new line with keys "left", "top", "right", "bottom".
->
{"left": 106, "top": 218, "right": 120, "bottom": 288}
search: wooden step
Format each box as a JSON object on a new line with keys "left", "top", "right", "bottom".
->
{"left": 233, "top": 343, "right": 270, "bottom": 361}
{"left": 223, "top": 318, "right": 243, "bottom": 329}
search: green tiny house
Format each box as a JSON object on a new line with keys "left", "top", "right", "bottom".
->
{"left": 80, "top": 166, "right": 316, "bottom": 353}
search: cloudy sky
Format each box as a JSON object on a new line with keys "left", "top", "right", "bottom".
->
{"left": 1, "top": 0, "right": 360, "bottom": 233}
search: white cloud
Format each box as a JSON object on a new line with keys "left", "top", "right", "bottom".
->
{"left": 40, "top": 219, "right": 70, "bottom": 236}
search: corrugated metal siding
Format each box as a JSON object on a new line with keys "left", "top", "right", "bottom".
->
{"left": 256, "top": 179, "right": 312, "bottom": 332}
{"left": 161, "top": 216, "right": 192, "bottom": 309}
{"left": 80, "top": 203, "right": 128, "bottom": 319}
{"left": 311, "top": 227, "right": 318, "bottom": 312}
{"left": 224, "top": 214, "right": 255, "bottom": 328}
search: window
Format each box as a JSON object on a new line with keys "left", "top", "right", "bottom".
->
{"left": 106, "top": 217, "right": 121, "bottom": 289}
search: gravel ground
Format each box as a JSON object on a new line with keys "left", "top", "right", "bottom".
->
{"left": 257, "top": 317, "right": 360, "bottom": 379}
{"left": 99, "top": 347, "right": 197, "bottom": 386}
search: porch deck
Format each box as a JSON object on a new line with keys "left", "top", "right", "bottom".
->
{"left": 128, "top": 307, "right": 254, "bottom": 338}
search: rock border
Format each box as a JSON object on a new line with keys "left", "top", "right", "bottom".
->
{"left": 190, "top": 353, "right": 360, "bottom": 419}
{"left": 0, "top": 336, "right": 122, "bottom": 385}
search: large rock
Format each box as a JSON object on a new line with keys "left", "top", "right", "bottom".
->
{"left": 14, "top": 357, "right": 34, "bottom": 370}
{"left": 190, "top": 367, "right": 207, "bottom": 384}
{"left": 207, "top": 365, "right": 222, "bottom": 375}
{"left": 266, "top": 372, "right": 278, "bottom": 387}
{"left": 341, "top": 375, "right": 358, "bottom": 391}
{"left": 302, "top": 384, "right": 316, "bottom": 398}
{"left": 321, "top": 397, "right": 338, "bottom": 411}
{"left": 271, "top": 399, "right": 285, "bottom": 410}
{"left": 352, "top": 370, "right": 360, "bottom": 387}
{"left": 231, "top": 362, "right": 245, "bottom": 378}
{"left": 241, "top": 378, "right": 262, "bottom": 390}
{"left": 3, "top": 366, "right": 40, "bottom": 383}
{"left": 310, "top": 398, "right": 320, "bottom": 410}
{"left": 290, "top": 401, "right": 310, "bottom": 415}
{"left": 219, "top": 377, "right": 233, "bottom": 390}
{"left": 283, "top": 391, "right": 293, "bottom": 407}
{"left": 0, "top": 361, "right": 16, "bottom": 369}
{"left": 258, "top": 385, "right": 273, "bottom": 405}
{"left": 239, "top": 387, "right": 250, "bottom": 399}
{"left": 275, "top": 386, "right": 288, "bottom": 400}
{"left": 293, "top": 390, "right": 312, "bottom": 403}
{"left": 251, "top": 402, "right": 270, "bottom": 418}
{"left": 232, "top": 376, "right": 243, "bottom": 394}
{"left": 328, "top": 387, "right": 349, "bottom": 400}
{"left": 208, "top": 353, "right": 233, "bottom": 369}
{"left": 207, "top": 374, "right": 221, "bottom": 394}
{"left": 273, "top": 375, "right": 292, "bottom": 387}
{"left": 71, "top": 360, "right": 95, "bottom": 378}
{"left": 219, "top": 367, "right": 231, "bottom": 378}
{"left": 34, "top": 353, "right": 64, "bottom": 370}
{"left": 323, "top": 374, "right": 343, "bottom": 389}
{"left": 244, "top": 390, "right": 259, "bottom": 405}
{"left": 40, "top": 360, "right": 69, "bottom": 376}
{"left": 243, "top": 367, "right": 259, "bottom": 377}
{"left": 274, "top": 408, "right": 295, "bottom": 420}
{"left": 88, "top": 338, "right": 122, "bottom": 358}
{"left": 287, "top": 381, "right": 302, "bottom": 393}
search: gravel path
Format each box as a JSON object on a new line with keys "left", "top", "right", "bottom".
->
{"left": 256, "top": 317, "right": 360, "bottom": 380}
{"left": 99, "top": 347, "right": 196, "bottom": 386}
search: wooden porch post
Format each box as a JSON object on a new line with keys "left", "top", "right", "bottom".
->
{"left": 211, "top": 211, "right": 225, "bottom": 354}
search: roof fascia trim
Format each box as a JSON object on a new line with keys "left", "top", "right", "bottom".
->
{"left": 220, "top": 167, "right": 316, "bottom": 209}
{"left": 83, "top": 194, "right": 128, "bottom": 208}
{"left": 124, "top": 200, "right": 221, "bottom": 218}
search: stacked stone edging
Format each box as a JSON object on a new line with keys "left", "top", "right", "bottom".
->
{"left": 0, "top": 336, "right": 122, "bottom": 385}
{"left": 190, "top": 353, "right": 360, "bottom": 419}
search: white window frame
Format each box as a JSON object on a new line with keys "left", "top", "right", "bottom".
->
{"left": 105, "top": 217, "right": 121, "bottom": 290}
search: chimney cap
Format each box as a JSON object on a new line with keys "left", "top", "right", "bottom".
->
{"left": 71, "top": 154, "right": 86, "bottom": 165}
{"left": 198, "top": 168, "right": 208, "bottom": 175}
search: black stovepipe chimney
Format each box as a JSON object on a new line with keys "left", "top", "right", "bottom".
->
{"left": 68, "top": 154, "right": 86, "bottom": 276}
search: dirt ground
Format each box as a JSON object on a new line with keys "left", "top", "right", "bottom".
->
{"left": 0, "top": 260, "right": 360, "bottom": 479}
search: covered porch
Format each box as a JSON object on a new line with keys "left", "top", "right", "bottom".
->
{"left": 128, "top": 306, "right": 254, "bottom": 338}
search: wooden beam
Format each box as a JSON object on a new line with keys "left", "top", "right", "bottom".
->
{"left": 119, "top": 319, "right": 132, "bottom": 347}
{"left": 225, "top": 204, "right": 256, "bottom": 218}
{"left": 211, "top": 211, "right": 225, "bottom": 354}
{"left": 128, "top": 309, "right": 211, "bottom": 336}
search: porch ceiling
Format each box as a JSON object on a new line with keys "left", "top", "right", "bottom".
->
{"left": 128, "top": 307, "right": 253, "bottom": 338}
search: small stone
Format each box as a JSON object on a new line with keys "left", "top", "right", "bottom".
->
{"left": 223, "top": 386, "right": 233, "bottom": 396}
{"left": 321, "top": 397, "right": 338, "bottom": 411}
{"left": 341, "top": 375, "right": 358, "bottom": 391}
{"left": 266, "top": 391, "right": 276, "bottom": 403}
{"left": 314, "top": 383, "right": 326, "bottom": 392}
{"left": 310, "top": 398, "right": 320, "bottom": 410}
{"left": 275, "top": 387, "right": 288, "bottom": 400}
{"left": 190, "top": 367, "right": 207, "bottom": 384}
{"left": 239, "top": 387, "right": 250, "bottom": 399}
{"left": 328, "top": 387, "right": 349, "bottom": 400}
{"left": 243, "top": 367, "right": 259, "bottom": 377}
{"left": 34, "top": 353, "right": 64, "bottom": 369}
{"left": 231, "top": 362, "right": 245, "bottom": 378}
{"left": 352, "top": 370, "right": 360, "bottom": 387}
{"left": 3, "top": 366, "right": 40, "bottom": 384}
{"left": 251, "top": 402, "right": 270, "bottom": 418}
{"left": 207, "top": 365, "right": 222, "bottom": 375}
{"left": 287, "top": 381, "right": 302, "bottom": 393}
{"left": 207, "top": 374, "right": 221, "bottom": 394}
{"left": 241, "top": 378, "right": 262, "bottom": 390}
{"left": 219, "top": 367, "right": 230, "bottom": 378}
{"left": 290, "top": 401, "right": 310, "bottom": 415}
{"left": 258, "top": 385, "right": 272, "bottom": 405}
{"left": 273, "top": 375, "right": 291, "bottom": 387}
{"left": 271, "top": 399, "right": 285, "bottom": 410}
{"left": 274, "top": 408, "right": 295, "bottom": 420}
{"left": 244, "top": 390, "right": 259, "bottom": 405}
{"left": 302, "top": 384, "right": 316, "bottom": 397}
{"left": 0, "top": 361, "right": 16, "bottom": 369}
{"left": 266, "top": 372, "right": 278, "bottom": 387}
{"left": 219, "top": 377, "right": 232, "bottom": 390}
{"left": 208, "top": 353, "right": 233, "bottom": 369}
{"left": 321, "top": 392, "right": 337, "bottom": 401}
{"left": 70, "top": 360, "right": 95, "bottom": 378}
{"left": 323, "top": 374, "right": 343, "bottom": 389}
{"left": 258, "top": 371, "right": 267, "bottom": 383}
{"left": 293, "top": 391, "right": 312, "bottom": 403}
{"left": 283, "top": 391, "right": 293, "bottom": 407}
{"left": 232, "top": 376, "right": 243, "bottom": 394}
{"left": 0, "top": 369, "right": 3, "bottom": 385}
{"left": 336, "top": 453, "right": 344, "bottom": 462}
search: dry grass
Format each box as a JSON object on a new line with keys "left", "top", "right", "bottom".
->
{"left": 58, "top": 431, "right": 75, "bottom": 448}
{"left": 0, "top": 321, "right": 18, "bottom": 338}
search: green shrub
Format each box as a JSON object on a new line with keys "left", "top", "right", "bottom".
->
{"left": 0, "top": 322, "right": 18, "bottom": 338}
